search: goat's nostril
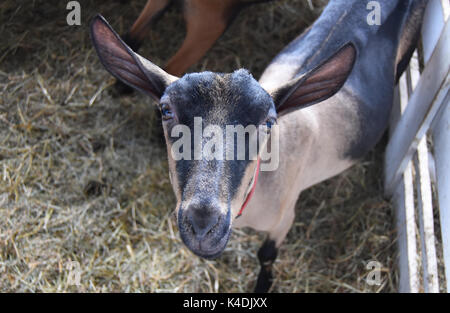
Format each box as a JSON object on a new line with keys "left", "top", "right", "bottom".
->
{"left": 187, "top": 209, "right": 219, "bottom": 240}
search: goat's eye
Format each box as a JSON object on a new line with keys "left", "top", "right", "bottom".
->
{"left": 160, "top": 103, "right": 173, "bottom": 120}
{"left": 265, "top": 118, "right": 276, "bottom": 131}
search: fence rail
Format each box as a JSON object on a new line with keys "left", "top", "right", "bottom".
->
{"left": 384, "top": 0, "right": 449, "bottom": 293}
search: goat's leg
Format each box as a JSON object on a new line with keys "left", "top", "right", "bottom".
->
{"left": 115, "top": 0, "right": 172, "bottom": 95}
{"left": 255, "top": 238, "right": 278, "bottom": 293}
{"left": 164, "top": 0, "right": 241, "bottom": 76}
{"left": 124, "top": 0, "right": 172, "bottom": 51}
{"left": 254, "top": 206, "right": 295, "bottom": 293}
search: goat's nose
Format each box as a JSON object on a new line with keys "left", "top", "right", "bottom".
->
{"left": 186, "top": 205, "right": 219, "bottom": 240}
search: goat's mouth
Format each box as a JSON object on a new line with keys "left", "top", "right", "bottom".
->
{"left": 177, "top": 209, "right": 232, "bottom": 259}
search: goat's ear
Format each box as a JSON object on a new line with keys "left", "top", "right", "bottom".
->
{"left": 90, "top": 14, "right": 177, "bottom": 100}
{"left": 272, "top": 43, "right": 356, "bottom": 113}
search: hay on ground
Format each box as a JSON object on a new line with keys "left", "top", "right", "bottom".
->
{"left": 0, "top": 0, "right": 406, "bottom": 292}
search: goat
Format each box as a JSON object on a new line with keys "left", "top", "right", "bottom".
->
{"left": 120, "top": 0, "right": 273, "bottom": 77}
{"left": 90, "top": 0, "right": 426, "bottom": 292}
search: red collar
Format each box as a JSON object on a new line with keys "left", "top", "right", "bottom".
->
{"left": 236, "top": 158, "right": 261, "bottom": 219}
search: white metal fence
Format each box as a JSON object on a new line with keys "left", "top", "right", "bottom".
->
{"left": 384, "top": 0, "right": 449, "bottom": 293}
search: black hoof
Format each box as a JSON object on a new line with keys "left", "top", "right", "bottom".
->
{"left": 254, "top": 269, "right": 272, "bottom": 293}
{"left": 254, "top": 239, "right": 277, "bottom": 293}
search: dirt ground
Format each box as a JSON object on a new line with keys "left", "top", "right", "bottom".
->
{"left": 1, "top": 0, "right": 402, "bottom": 292}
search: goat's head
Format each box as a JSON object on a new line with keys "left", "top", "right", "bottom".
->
{"left": 90, "top": 15, "right": 355, "bottom": 258}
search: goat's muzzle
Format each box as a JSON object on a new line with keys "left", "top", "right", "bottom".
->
{"left": 177, "top": 200, "right": 231, "bottom": 259}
